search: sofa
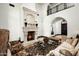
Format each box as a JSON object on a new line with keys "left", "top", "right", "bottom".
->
{"left": 47, "top": 37, "right": 79, "bottom": 56}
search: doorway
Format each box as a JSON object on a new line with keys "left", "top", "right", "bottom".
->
{"left": 51, "top": 17, "right": 67, "bottom": 35}
{"left": 61, "top": 20, "right": 67, "bottom": 35}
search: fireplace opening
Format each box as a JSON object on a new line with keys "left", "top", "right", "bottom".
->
{"left": 27, "top": 31, "right": 35, "bottom": 41}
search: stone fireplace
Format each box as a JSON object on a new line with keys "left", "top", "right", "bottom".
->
{"left": 23, "top": 7, "right": 38, "bottom": 43}
{"left": 23, "top": 23, "right": 38, "bottom": 42}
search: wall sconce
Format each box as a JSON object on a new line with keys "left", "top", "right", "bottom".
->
{"left": 25, "top": 22, "right": 27, "bottom": 27}
{"left": 36, "top": 24, "right": 38, "bottom": 27}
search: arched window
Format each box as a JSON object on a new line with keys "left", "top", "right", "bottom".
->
{"left": 47, "top": 3, "right": 75, "bottom": 16}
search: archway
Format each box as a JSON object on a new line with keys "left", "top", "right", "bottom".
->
{"left": 51, "top": 17, "right": 67, "bottom": 35}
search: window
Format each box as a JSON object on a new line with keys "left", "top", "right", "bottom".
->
{"left": 52, "top": 7, "right": 57, "bottom": 13}
{"left": 58, "top": 3, "right": 65, "bottom": 11}
{"left": 47, "top": 3, "right": 75, "bottom": 16}
{"left": 66, "top": 3, "right": 74, "bottom": 8}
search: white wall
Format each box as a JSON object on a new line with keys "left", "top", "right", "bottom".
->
{"left": 36, "top": 3, "right": 47, "bottom": 36}
{"left": 0, "top": 4, "right": 9, "bottom": 29}
{"left": 43, "top": 4, "right": 79, "bottom": 37}
{"left": 8, "top": 4, "right": 24, "bottom": 41}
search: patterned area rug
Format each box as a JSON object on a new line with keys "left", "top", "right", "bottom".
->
{"left": 24, "top": 41, "right": 61, "bottom": 56}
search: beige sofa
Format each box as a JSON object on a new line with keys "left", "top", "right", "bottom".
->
{"left": 47, "top": 38, "right": 79, "bottom": 56}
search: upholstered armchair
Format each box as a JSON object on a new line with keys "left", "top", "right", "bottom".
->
{"left": 0, "top": 29, "right": 9, "bottom": 56}
{"left": 8, "top": 40, "right": 25, "bottom": 56}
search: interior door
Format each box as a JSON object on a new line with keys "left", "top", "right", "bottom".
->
{"left": 61, "top": 23, "right": 67, "bottom": 35}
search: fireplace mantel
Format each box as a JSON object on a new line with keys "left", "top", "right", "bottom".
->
{"left": 23, "top": 23, "right": 38, "bottom": 43}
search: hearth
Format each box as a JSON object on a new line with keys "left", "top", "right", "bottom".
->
{"left": 27, "top": 31, "right": 35, "bottom": 41}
